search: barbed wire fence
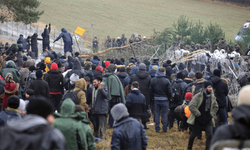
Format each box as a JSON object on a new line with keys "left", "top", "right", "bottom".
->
{"left": 0, "top": 21, "right": 92, "bottom": 54}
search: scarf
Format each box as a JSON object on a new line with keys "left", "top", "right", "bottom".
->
{"left": 204, "top": 91, "right": 211, "bottom": 112}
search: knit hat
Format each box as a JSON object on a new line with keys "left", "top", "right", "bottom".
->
{"left": 177, "top": 72, "right": 184, "bottom": 80}
{"left": 238, "top": 85, "right": 250, "bottom": 106}
{"left": 213, "top": 69, "right": 221, "bottom": 77}
{"left": 26, "top": 89, "right": 34, "bottom": 96}
{"left": 50, "top": 62, "right": 58, "bottom": 71}
{"left": 26, "top": 97, "right": 54, "bottom": 119}
{"left": 185, "top": 92, "right": 193, "bottom": 101}
{"left": 105, "top": 61, "right": 111, "bottom": 68}
{"left": 36, "top": 69, "right": 43, "bottom": 78}
{"left": 70, "top": 73, "right": 79, "bottom": 82}
{"left": 5, "top": 73, "right": 13, "bottom": 83}
{"left": 111, "top": 103, "right": 129, "bottom": 122}
{"left": 188, "top": 72, "right": 195, "bottom": 78}
{"left": 151, "top": 65, "right": 158, "bottom": 72}
{"left": 75, "top": 52, "right": 80, "bottom": 57}
{"left": 7, "top": 95, "right": 20, "bottom": 109}
{"left": 29, "top": 65, "right": 36, "bottom": 72}
{"left": 107, "top": 64, "right": 117, "bottom": 73}
{"left": 18, "top": 99, "right": 29, "bottom": 111}
{"left": 204, "top": 81, "right": 213, "bottom": 88}
{"left": 167, "top": 60, "right": 172, "bottom": 64}
{"left": 139, "top": 63, "right": 146, "bottom": 71}
{"left": 95, "top": 66, "right": 103, "bottom": 72}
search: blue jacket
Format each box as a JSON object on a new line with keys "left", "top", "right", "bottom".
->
{"left": 123, "top": 66, "right": 138, "bottom": 88}
{"left": 148, "top": 63, "right": 159, "bottom": 72}
{"left": 0, "top": 109, "right": 22, "bottom": 126}
{"left": 54, "top": 29, "right": 73, "bottom": 53}
{"left": 111, "top": 117, "right": 148, "bottom": 150}
{"left": 91, "top": 59, "right": 101, "bottom": 66}
{"left": 126, "top": 90, "right": 146, "bottom": 118}
{"left": 17, "top": 35, "right": 27, "bottom": 50}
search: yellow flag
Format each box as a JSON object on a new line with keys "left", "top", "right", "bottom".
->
{"left": 74, "top": 27, "right": 85, "bottom": 36}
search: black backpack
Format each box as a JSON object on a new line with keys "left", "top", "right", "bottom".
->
{"left": 171, "top": 81, "right": 182, "bottom": 102}
{"left": 61, "top": 90, "right": 81, "bottom": 104}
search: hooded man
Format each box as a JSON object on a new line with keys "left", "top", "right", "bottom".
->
{"left": 117, "top": 66, "right": 128, "bottom": 85}
{"left": 73, "top": 78, "right": 88, "bottom": 110}
{"left": 2, "top": 61, "right": 20, "bottom": 84}
{"left": 17, "top": 34, "right": 27, "bottom": 51}
{"left": 103, "top": 64, "right": 126, "bottom": 128}
{"left": 0, "top": 97, "right": 66, "bottom": 150}
{"left": 110, "top": 103, "right": 148, "bottom": 150}
{"left": 54, "top": 28, "right": 73, "bottom": 55}
{"left": 41, "top": 24, "right": 51, "bottom": 51}
{"left": 65, "top": 59, "right": 84, "bottom": 80}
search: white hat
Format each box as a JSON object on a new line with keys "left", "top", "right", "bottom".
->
{"left": 70, "top": 73, "right": 79, "bottom": 82}
{"left": 143, "top": 36, "right": 146, "bottom": 39}
{"left": 238, "top": 85, "right": 250, "bottom": 106}
{"left": 117, "top": 37, "right": 121, "bottom": 39}
{"left": 18, "top": 99, "right": 29, "bottom": 111}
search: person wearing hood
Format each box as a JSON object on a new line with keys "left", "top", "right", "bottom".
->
{"left": 150, "top": 68, "right": 172, "bottom": 133}
{"left": 45, "top": 63, "right": 64, "bottom": 111}
{"left": 20, "top": 59, "right": 35, "bottom": 89}
{"left": 117, "top": 66, "right": 127, "bottom": 85}
{"left": 123, "top": 66, "right": 138, "bottom": 89}
{"left": 17, "top": 34, "right": 27, "bottom": 51}
{"left": 148, "top": 58, "right": 159, "bottom": 71}
{"left": 209, "top": 69, "right": 229, "bottom": 125}
{"left": 29, "top": 69, "right": 50, "bottom": 99}
{"left": 31, "top": 33, "right": 42, "bottom": 59}
{"left": 143, "top": 60, "right": 150, "bottom": 71}
{"left": 91, "top": 76, "right": 109, "bottom": 139}
{"left": 23, "top": 66, "right": 36, "bottom": 95}
{"left": 163, "top": 60, "right": 175, "bottom": 81}
{"left": 65, "top": 59, "right": 84, "bottom": 80}
{"left": 2, "top": 73, "right": 19, "bottom": 109}
{"left": 53, "top": 99, "right": 95, "bottom": 150}
{"left": 103, "top": 64, "right": 126, "bottom": 128}
{"left": 187, "top": 81, "right": 218, "bottom": 150}
{"left": 54, "top": 28, "right": 73, "bottom": 55}
{"left": 126, "top": 81, "right": 146, "bottom": 122}
{"left": 92, "top": 56, "right": 101, "bottom": 66}
{"left": 41, "top": 24, "right": 51, "bottom": 51}
{"left": 184, "top": 72, "right": 195, "bottom": 85}
{"left": 191, "top": 72, "right": 207, "bottom": 96}
{"left": 0, "top": 95, "right": 22, "bottom": 126}
{"left": 149, "top": 65, "right": 158, "bottom": 78}
{"left": 211, "top": 85, "right": 250, "bottom": 148}
{"left": 110, "top": 103, "right": 148, "bottom": 150}
{"left": 94, "top": 66, "right": 103, "bottom": 78}
{"left": 25, "top": 36, "right": 31, "bottom": 51}
{"left": 73, "top": 78, "right": 88, "bottom": 110}
{"left": 2, "top": 61, "right": 20, "bottom": 84}
{"left": 0, "top": 97, "right": 66, "bottom": 150}
{"left": 129, "top": 63, "right": 151, "bottom": 129}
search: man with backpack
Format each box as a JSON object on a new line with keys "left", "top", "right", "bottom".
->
{"left": 150, "top": 68, "right": 172, "bottom": 133}
{"left": 169, "top": 72, "right": 187, "bottom": 130}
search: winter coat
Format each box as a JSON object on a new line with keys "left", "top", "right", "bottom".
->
{"left": 209, "top": 75, "right": 229, "bottom": 109}
{"left": 0, "top": 108, "right": 22, "bottom": 126}
{"left": 211, "top": 105, "right": 250, "bottom": 145}
{"left": 148, "top": 63, "right": 159, "bottom": 72}
{"left": 73, "top": 79, "right": 88, "bottom": 110}
{"left": 31, "top": 33, "right": 42, "bottom": 52}
{"left": 164, "top": 64, "right": 173, "bottom": 81}
{"left": 91, "top": 84, "right": 109, "bottom": 115}
{"left": 29, "top": 78, "right": 50, "bottom": 98}
{"left": 27, "top": 51, "right": 36, "bottom": 59}
{"left": 20, "top": 59, "right": 35, "bottom": 88}
{"left": 2, "top": 62, "right": 20, "bottom": 84}
{"left": 0, "top": 114, "right": 66, "bottom": 150}
{"left": 117, "top": 72, "right": 128, "bottom": 85}
{"left": 149, "top": 70, "right": 156, "bottom": 78}
{"left": 191, "top": 78, "right": 206, "bottom": 96}
{"left": 86, "top": 84, "right": 93, "bottom": 106}
{"left": 26, "top": 38, "right": 31, "bottom": 50}
{"left": 126, "top": 90, "right": 146, "bottom": 118}
{"left": 41, "top": 26, "right": 51, "bottom": 47}
{"left": 93, "top": 70, "right": 102, "bottom": 78}
{"left": 2, "top": 82, "right": 19, "bottom": 109}
{"left": 65, "top": 59, "right": 84, "bottom": 79}
{"left": 17, "top": 35, "right": 27, "bottom": 50}
{"left": 53, "top": 99, "right": 95, "bottom": 150}
{"left": 111, "top": 117, "right": 148, "bottom": 150}
{"left": 45, "top": 65, "right": 64, "bottom": 93}
{"left": 150, "top": 72, "right": 172, "bottom": 100}
{"left": 170, "top": 79, "right": 187, "bottom": 109}
{"left": 123, "top": 67, "right": 138, "bottom": 88}
{"left": 54, "top": 29, "right": 73, "bottom": 53}
{"left": 129, "top": 71, "right": 151, "bottom": 105}
{"left": 187, "top": 90, "right": 218, "bottom": 126}
{"left": 91, "top": 59, "right": 101, "bottom": 66}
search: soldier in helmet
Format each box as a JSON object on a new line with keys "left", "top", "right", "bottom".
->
{"left": 212, "top": 44, "right": 218, "bottom": 53}
{"left": 185, "top": 45, "right": 190, "bottom": 51}
{"left": 218, "top": 39, "right": 227, "bottom": 50}
{"left": 195, "top": 44, "right": 200, "bottom": 51}
{"left": 116, "top": 37, "right": 122, "bottom": 47}
{"left": 121, "top": 34, "right": 127, "bottom": 46}
{"left": 92, "top": 37, "right": 99, "bottom": 52}
{"left": 179, "top": 42, "right": 184, "bottom": 49}
{"left": 235, "top": 45, "right": 243, "bottom": 55}
{"left": 129, "top": 34, "right": 135, "bottom": 44}
{"left": 112, "top": 38, "right": 117, "bottom": 47}
{"left": 105, "top": 36, "right": 111, "bottom": 49}
{"left": 190, "top": 42, "right": 195, "bottom": 52}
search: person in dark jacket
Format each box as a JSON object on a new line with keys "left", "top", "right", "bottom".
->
{"left": 45, "top": 63, "right": 64, "bottom": 111}
{"left": 54, "top": 28, "right": 73, "bottom": 55}
{"left": 26, "top": 36, "right": 31, "bottom": 51}
{"left": 0, "top": 97, "right": 66, "bottom": 150}
{"left": 117, "top": 66, "right": 128, "bottom": 86}
{"left": 65, "top": 59, "right": 84, "bottom": 80}
{"left": 123, "top": 66, "right": 138, "bottom": 88}
{"left": 126, "top": 81, "right": 146, "bottom": 122}
{"left": 143, "top": 60, "right": 150, "bottom": 71}
{"left": 31, "top": 33, "right": 42, "bottom": 59}
{"left": 148, "top": 58, "right": 159, "bottom": 71}
{"left": 211, "top": 85, "right": 250, "bottom": 148}
{"left": 92, "top": 76, "right": 109, "bottom": 139}
{"left": 129, "top": 63, "right": 151, "bottom": 129}
{"left": 2, "top": 61, "right": 20, "bottom": 84}
{"left": 29, "top": 69, "right": 50, "bottom": 99}
{"left": 83, "top": 76, "right": 93, "bottom": 110}
{"left": 210, "top": 69, "right": 229, "bottom": 125}
{"left": 150, "top": 68, "right": 172, "bottom": 132}
{"left": 91, "top": 56, "right": 101, "bottom": 66}
{"left": 41, "top": 24, "right": 51, "bottom": 51}
{"left": 93, "top": 66, "right": 103, "bottom": 78}
{"left": 17, "top": 34, "right": 27, "bottom": 51}
{"left": 111, "top": 103, "right": 148, "bottom": 150}
{"left": 163, "top": 60, "right": 175, "bottom": 81}
{"left": 149, "top": 65, "right": 158, "bottom": 78}
{"left": 169, "top": 72, "right": 187, "bottom": 130}
{"left": 0, "top": 95, "right": 22, "bottom": 126}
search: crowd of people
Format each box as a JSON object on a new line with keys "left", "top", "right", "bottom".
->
{"left": 0, "top": 29, "right": 250, "bottom": 150}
